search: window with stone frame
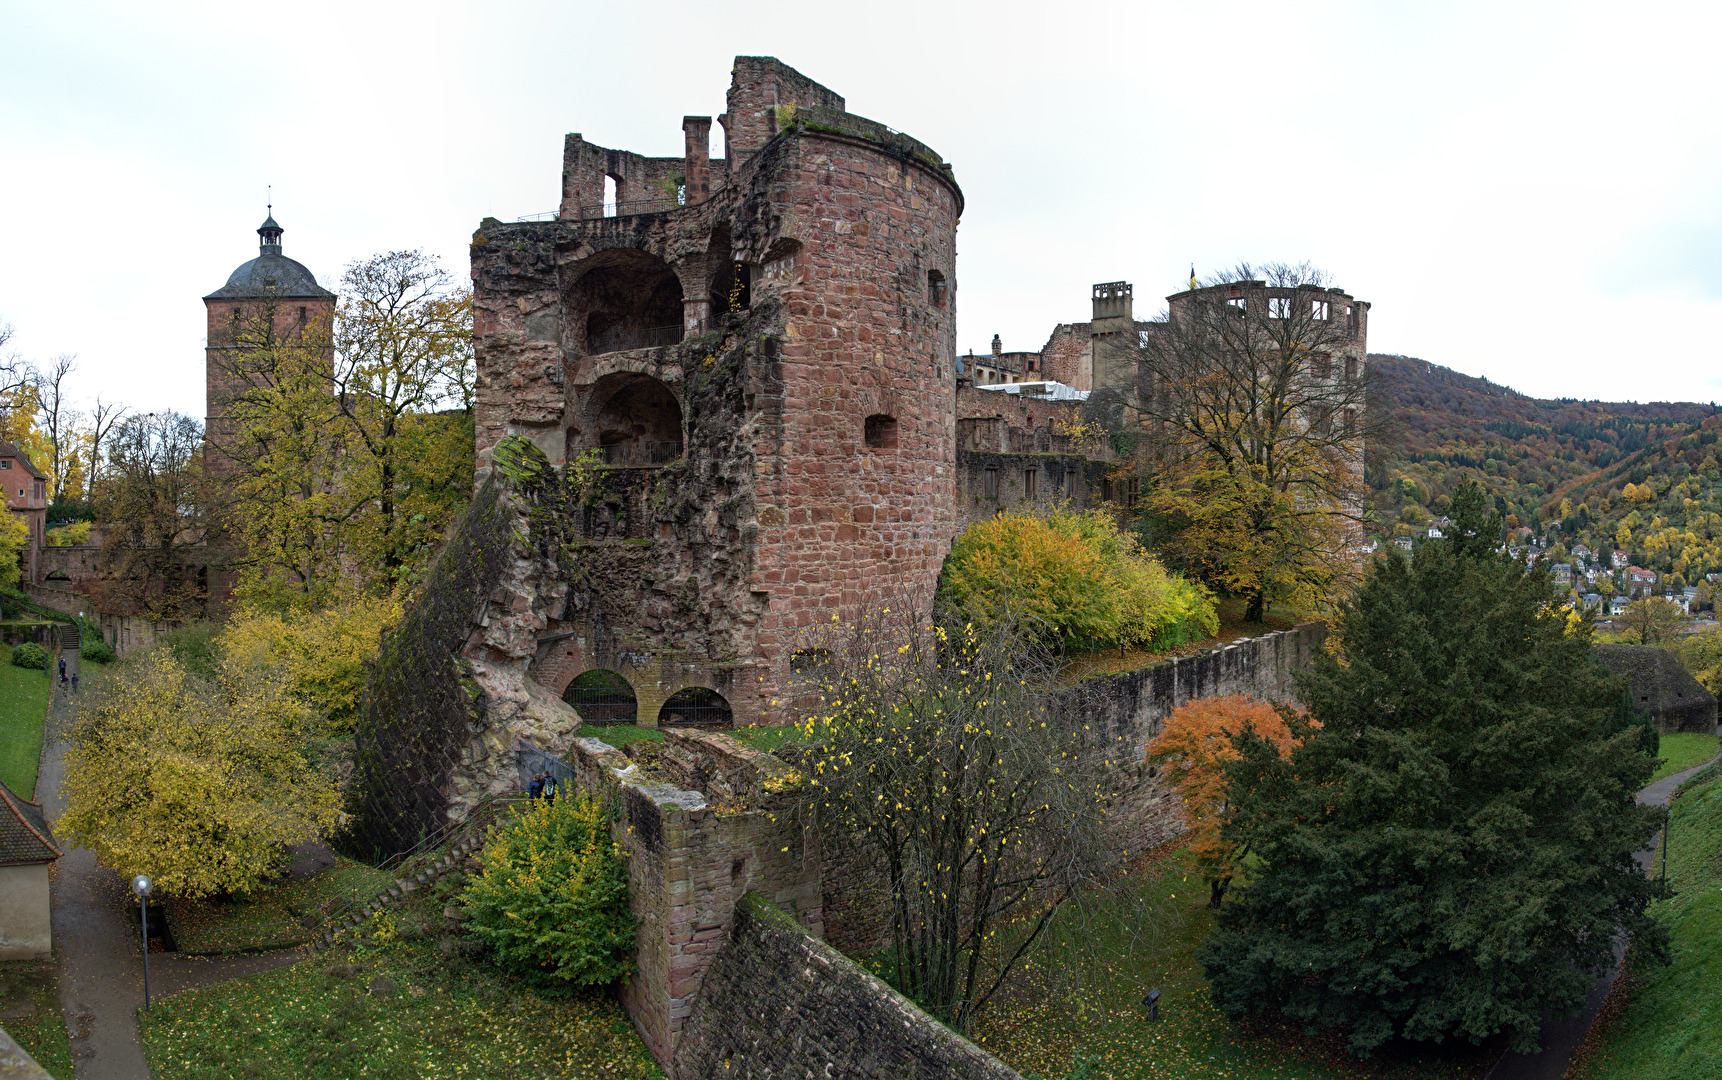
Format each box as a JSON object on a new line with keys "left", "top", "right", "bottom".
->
{"left": 1269, "top": 296, "right": 1292, "bottom": 319}
{"left": 1024, "top": 468, "right": 1037, "bottom": 499}
{"left": 1344, "top": 355, "right": 1358, "bottom": 381}
{"left": 1311, "top": 300, "right": 1330, "bottom": 320}
{"left": 984, "top": 467, "right": 999, "bottom": 499}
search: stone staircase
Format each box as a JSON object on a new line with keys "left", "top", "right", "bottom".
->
{"left": 316, "top": 796, "right": 531, "bottom": 947}
{"left": 54, "top": 625, "right": 78, "bottom": 652}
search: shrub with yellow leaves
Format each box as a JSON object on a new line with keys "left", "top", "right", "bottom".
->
{"left": 941, "top": 507, "right": 1216, "bottom": 652}
{"left": 57, "top": 653, "right": 342, "bottom": 898}
{"left": 461, "top": 790, "right": 636, "bottom": 991}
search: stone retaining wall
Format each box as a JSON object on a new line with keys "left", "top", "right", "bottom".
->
{"left": 673, "top": 891, "right": 1020, "bottom": 1080}
{"left": 1077, "top": 622, "right": 1327, "bottom": 851}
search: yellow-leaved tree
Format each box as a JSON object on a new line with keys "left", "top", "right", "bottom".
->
{"left": 219, "top": 593, "right": 403, "bottom": 735}
{"left": 941, "top": 506, "right": 1216, "bottom": 651}
{"left": 56, "top": 653, "right": 341, "bottom": 898}
{"left": 1146, "top": 694, "right": 1309, "bottom": 908}
{"left": 0, "top": 512, "right": 26, "bottom": 590}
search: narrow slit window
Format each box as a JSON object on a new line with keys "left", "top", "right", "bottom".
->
{"left": 602, "top": 175, "right": 618, "bottom": 217}
{"left": 984, "top": 467, "right": 999, "bottom": 498}
{"left": 1024, "top": 468, "right": 1037, "bottom": 498}
{"left": 927, "top": 269, "right": 948, "bottom": 309}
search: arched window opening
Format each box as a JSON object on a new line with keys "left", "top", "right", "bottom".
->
{"left": 569, "top": 250, "right": 684, "bottom": 354}
{"left": 659, "top": 686, "right": 733, "bottom": 729}
{"left": 927, "top": 270, "right": 947, "bottom": 309}
{"left": 593, "top": 373, "right": 683, "bottom": 465}
{"left": 602, "top": 175, "right": 619, "bottom": 217}
{"left": 864, "top": 414, "right": 898, "bottom": 451}
{"left": 562, "top": 669, "right": 638, "bottom": 723}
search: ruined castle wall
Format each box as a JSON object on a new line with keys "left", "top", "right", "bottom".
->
{"left": 723, "top": 56, "right": 847, "bottom": 158}
{"left": 674, "top": 892, "right": 1021, "bottom": 1080}
{"left": 1038, "top": 323, "right": 1092, "bottom": 390}
{"left": 562, "top": 731, "right": 821, "bottom": 1071}
{"left": 954, "top": 450, "right": 1107, "bottom": 527}
{"left": 743, "top": 123, "right": 961, "bottom": 724}
{"left": 1081, "top": 622, "right": 1328, "bottom": 850}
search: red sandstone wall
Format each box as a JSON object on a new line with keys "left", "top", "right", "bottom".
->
{"left": 744, "top": 130, "right": 960, "bottom": 724}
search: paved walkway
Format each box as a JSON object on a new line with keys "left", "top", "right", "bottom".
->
{"left": 41, "top": 647, "right": 305, "bottom": 1080}
{"left": 1485, "top": 750, "right": 1721, "bottom": 1080}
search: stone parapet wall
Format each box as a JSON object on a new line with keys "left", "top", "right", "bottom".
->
{"left": 673, "top": 891, "right": 1021, "bottom": 1080}
{"left": 561, "top": 730, "right": 820, "bottom": 1069}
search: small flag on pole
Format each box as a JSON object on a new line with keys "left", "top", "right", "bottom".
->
{"left": 1188, "top": 264, "right": 1197, "bottom": 290}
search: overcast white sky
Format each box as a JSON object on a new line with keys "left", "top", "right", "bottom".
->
{"left": 4, "top": 0, "right": 1721, "bottom": 421}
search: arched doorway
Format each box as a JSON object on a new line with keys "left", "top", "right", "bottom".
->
{"left": 592, "top": 373, "right": 683, "bottom": 465}
{"left": 659, "top": 687, "right": 733, "bottom": 729}
{"left": 568, "top": 250, "right": 684, "bottom": 354}
{"left": 562, "top": 669, "right": 638, "bottom": 724}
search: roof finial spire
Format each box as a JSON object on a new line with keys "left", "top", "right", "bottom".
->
{"left": 258, "top": 191, "right": 283, "bottom": 256}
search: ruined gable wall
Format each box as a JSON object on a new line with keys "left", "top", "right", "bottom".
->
{"left": 1039, "top": 322, "right": 1092, "bottom": 390}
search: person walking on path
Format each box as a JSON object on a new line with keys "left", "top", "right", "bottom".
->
{"left": 70, "top": 672, "right": 78, "bottom": 695}
{"left": 57, "top": 655, "right": 66, "bottom": 686}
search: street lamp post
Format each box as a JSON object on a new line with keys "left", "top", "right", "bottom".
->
{"left": 132, "top": 875, "right": 152, "bottom": 1011}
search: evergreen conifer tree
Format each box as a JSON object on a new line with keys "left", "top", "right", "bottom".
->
{"left": 1200, "top": 482, "right": 1667, "bottom": 1054}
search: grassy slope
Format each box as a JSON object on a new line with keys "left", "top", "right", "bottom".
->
{"left": 0, "top": 959, "right": 72, "bottom": 1079}
{"left": 1571, "top": 764, "right": 1722, "bottom": 1079}
{"left": 1649, "top": 732, "right": 1718, "bottom": 784}
{"left": 140, "top": 872, "right": 662, "bottom": 1080}
{"left": 0, "top": 647, "right": 51, "bottom": 797}
{"left": 971, "top": 844, "right": 1495, "bottom": 1080}
{"left": 168, "top": 857, "right": 393, "bottom": 954}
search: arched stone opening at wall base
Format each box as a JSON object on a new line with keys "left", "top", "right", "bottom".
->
{"left": 659, "top": 686, "right": 734, "bottom": 729}
{"left": 566, "top": 249, "right": 685, "bottom": 355}
{"left": 588, "top": 372, "right": 684, "bottom": 466}
{"left": 561, "top": 669, "right": 639, "bottom": 724}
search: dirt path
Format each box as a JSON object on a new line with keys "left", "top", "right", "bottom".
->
{"left": 42, "top": 648, "right": 305, "bottom": 1080}
{"left": 1484, "top": 750, "right": 1721, "bottom": 1080}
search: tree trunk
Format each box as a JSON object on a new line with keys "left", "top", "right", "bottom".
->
{"left": 1246, "top": 590, "right": 1266, "bottom": 624}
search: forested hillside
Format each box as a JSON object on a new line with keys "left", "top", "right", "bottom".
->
{"left": 1369, "top": 354, "right": 1722, "bottom": 586}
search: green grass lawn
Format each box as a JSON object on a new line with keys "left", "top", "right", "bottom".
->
{"left": 167, "top": 857, "right": 394, "bottom": 955}
{"left": 0, "top": 646, "right": 52, "bottom": 798}
{"left": 969, "top": 843, "right": 1496, "bottom": 1080}
{"left": 575, "top": 722, "right": 663, "bottom": 748}
{"left": 1649, "top": 732, "right": 1718, "bottom": 784}
{"left": 139, "top": 874, "right": 661, "bottom": 1080}
{"left": 0, "top": 958, "right": 72, "bottom": 1079}
{"left": 1570, "top": 763, "right": 1722, "bottom": 1079}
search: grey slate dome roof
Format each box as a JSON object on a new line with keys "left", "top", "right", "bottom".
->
{"left": 203, "top": 213, "right": 335, "bottom": 301}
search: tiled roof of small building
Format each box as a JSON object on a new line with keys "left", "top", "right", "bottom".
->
{"left": 0, "top": 783, "right": 59, "bottom": 865}
{"left": 1594, "top": 644, "right": 1719, "bottom": 733}
{"left": 0, "top": 443, "right": 46, "bottom": 480}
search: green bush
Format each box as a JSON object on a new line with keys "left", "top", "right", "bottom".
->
{"left": 80, "top": 638, "right": 115, "bottom": 664}
{"left": 9, "top": 643, "right": 46, "bottom": 670}
{"left": 461, "top": 791, "right": 635, "bottom": 990}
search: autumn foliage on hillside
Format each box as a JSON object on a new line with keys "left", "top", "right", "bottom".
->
{"left": 1372, "top": 354, "right": 1722, "bottom": 584}
{"left": 1145, "top": 695, "right": 1307, "bottom": 908}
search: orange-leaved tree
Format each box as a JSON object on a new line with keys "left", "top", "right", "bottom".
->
{"left": 1146, "top": 694, "right": 1308, "bottom": 907}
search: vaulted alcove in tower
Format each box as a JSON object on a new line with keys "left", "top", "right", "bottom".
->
{"left": 567, "top": 249, "right": 685, "bottom": 354}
